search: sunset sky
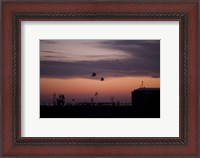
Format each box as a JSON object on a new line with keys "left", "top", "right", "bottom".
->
{"left": 40, "top": 40, "right": 160, "bottom": 104}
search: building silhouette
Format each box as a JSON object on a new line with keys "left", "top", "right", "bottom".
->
{"left": 131, "top": 88, "right": 160, "bottom": 117}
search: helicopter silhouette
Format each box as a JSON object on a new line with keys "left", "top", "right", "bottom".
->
{"left": 91, "top": 72, "right": 96, "bottom": 77}
{"left": 91, "top": 72, "right": 105, "bottom": 81}
{"left": 100, "top": 77, "right": 104, "bottom": 81}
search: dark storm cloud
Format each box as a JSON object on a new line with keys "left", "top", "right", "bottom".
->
{"left": 40, "top": 40, "right": 160, "bottom": 78}
{"left": 102, "top": 40, "right": 160, "bottom": 63}
{"left": 42, "top": 51, "right": 57, "bottom": 54}
{"left": 84, "top": 54, "right": 129, "bottom": 59}
{"left": 41, "top": 59, "right": 159, "bottom": 78}
{"left": 152, "top": 75, "right": 160, "bottom": 78}
{"left": 42, "top": 55, "right": 66, "bottom": 58}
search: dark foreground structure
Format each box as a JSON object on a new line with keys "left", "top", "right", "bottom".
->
{"left": 40, "top": 88, "right": 160, "bottom": 118}
{"left": 131, "top": 88, "right": 160, "bottom": 118}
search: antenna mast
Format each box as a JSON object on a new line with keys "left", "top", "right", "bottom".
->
{"left": 140, "top": 81, "right": 144, "bottom": 88}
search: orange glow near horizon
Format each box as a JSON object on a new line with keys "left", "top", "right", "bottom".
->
{"left": 40, "top": 76, "right": 160, "bottom": 103}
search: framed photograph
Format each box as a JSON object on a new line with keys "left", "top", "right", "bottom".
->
{"left": 2, "top": 1, "right": 199, "bottom": 157}
{"left": 40, "top": 39, "right": 160, "bottom": 118}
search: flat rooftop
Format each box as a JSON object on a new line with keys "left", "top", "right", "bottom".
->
{"left": 133, "top": 88, "right": 160, "bottom": 91}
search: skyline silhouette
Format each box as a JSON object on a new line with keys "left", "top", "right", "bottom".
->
{"left": 40, "top": 87, "right": 160, "bottom": 118}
